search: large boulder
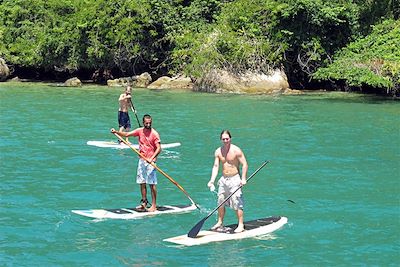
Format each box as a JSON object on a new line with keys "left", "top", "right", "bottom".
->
{"left": 107, "top": 72, "right": 152, "bottom": 87}
{"left": 147, "top": 76, "right": 172, "bottom": 89}
{"left": 135, "top": 72, "right": 152, "bottom": 88}
{"left": 64, "top": 77, "right": 82, "bottom": 87}
{"left": 107, "top": 77, "right": 135, "bottom": 87}
{"left": 147, "top": 75, "right": 193, "bottom": 90}
{"left": 0, "top": 58, "right": 10, "bottom": 82}
{"left": 194, "top": 69, "right": 299, "bottom": 94}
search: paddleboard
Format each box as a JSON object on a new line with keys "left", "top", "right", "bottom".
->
{"left": 72, "top": 204, "right": 196, "bottom": 219}
{"left": 163, "top": 216, "right": 287, "bottom": 246}
{"left": 87, "top": 141, "right": 181, "bottom": 149}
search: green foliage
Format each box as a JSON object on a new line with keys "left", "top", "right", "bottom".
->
{"left": 314, "top": 19, "right": 400, "bottom": 95}
{"left": 170, "top": 0, "right": 287, "bottom": 77}
{"left": 0, "top": 0, "right": 397, "bottom": 95}
{"left": 171, "top": 0, "right": 362, "bottom": 81}
{"left": 0, "top": 0, "right": 49, "bottom": 66}
{"left": 273, "top": 0, "right": 360, "bottom": 80}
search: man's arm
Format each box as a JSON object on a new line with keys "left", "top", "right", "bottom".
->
{"left": 119, "top": 93, "right": 131, "bottom": 101}
{"left": 237, "top": 148, "right": 248, "bottom": 185}
{"left": 148, "top": 142, "right": 161, "bottom": 162}
{"left": 111, "top": 128, "right": 136, "bottom": 137}
{"left": 207, "top": 150, "right": 220, "bottom": 188}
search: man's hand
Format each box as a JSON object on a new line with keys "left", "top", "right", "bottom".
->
{"left": 207, "top": 181, "right": 215, "bottom": 192}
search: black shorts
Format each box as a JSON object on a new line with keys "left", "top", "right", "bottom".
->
{"left": 118, "top": 111, "right": 131, "bottom": 129}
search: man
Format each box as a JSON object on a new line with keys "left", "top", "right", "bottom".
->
{"left": 207, "top": 130, "right": 248, "bottom": 233}
{"left": 118, "top": 86, "right": 133, "bottom": 143}
{"left": 111, "top": 114, "right": 161, "bottom": 212}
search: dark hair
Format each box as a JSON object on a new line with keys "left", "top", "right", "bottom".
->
{"left": 220, "top": 129, "right": 231, "bottom": 139}
{"left": 142, "top": 114, "right": 152, "bottom": 122}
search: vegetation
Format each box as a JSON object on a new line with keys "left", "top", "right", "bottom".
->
{"left": 314, "top": 19, "right": 400, "bottom": 95}
{"left": 0, "top": 0, "right": 398, "bottom": 95}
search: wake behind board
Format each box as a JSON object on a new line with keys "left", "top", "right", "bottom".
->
{"left": 87, "top": 141, "right": 181, "bottom": 149}
{"left": 72, "top": 204, "right": 196, "bottom": 219}
{"left": 163, "top": 216, "right": 287, "bottom": 246}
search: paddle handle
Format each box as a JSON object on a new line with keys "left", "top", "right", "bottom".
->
{"left": 112, "top": 131, "right": 200, "bottom": 209}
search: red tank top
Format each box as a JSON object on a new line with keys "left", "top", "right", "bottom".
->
{"left": 132, "top": 128, "right": 161, "bottom": 160}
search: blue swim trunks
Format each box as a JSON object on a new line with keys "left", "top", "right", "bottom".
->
{"left": 118, "top": 111, "right": 131, "bottom": 129}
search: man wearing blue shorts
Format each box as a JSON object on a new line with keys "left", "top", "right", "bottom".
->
{"left": 118, "top": 86, "right": 132, "bottom": 142}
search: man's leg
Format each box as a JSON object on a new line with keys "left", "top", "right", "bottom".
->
{"left": 147, "top": 184, "right": 157, "bottom": 212}
{"left": 136, "top": 183, "right": 148, "bottom": 209}
{"left": 211, "top": 206, "right": 225, "bottom": 230}
{"left": 234, "top": 209, "right": 245, "bottom": 233}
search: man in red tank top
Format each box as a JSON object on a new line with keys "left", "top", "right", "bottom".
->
{"left": 111, "top": 114, "right": 161, "bottom": 212}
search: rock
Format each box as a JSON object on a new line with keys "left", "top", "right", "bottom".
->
{"left": 282, "top": 88, "right": 303, "bottom": 95}
{"left": 10, "top": 76, "right": 22, "bottom": 82}
{"left": 0, "top": 58, "right": 10, "bottom": 82}
{"left": 135, "top": 72, "right": 152, "bottom": 88}
{"left": 167, "top": 76, "right": 193, "bottom": 90}
{"left": 241, "top": 70, "right": 290, "bottom": 94}
{"left": 107, "top": 72, "right": 152, "bottom": 88}
{"left": 64, "top": 77, "right": 82, "bottom": 87}
{"left": 147, "top": 75, "right": 193, "bottom": 90}
{"left": 147, "top": 76, "right": 172, "bottom": 89}
{"left": 194, "top": 69, "right": 295, "bottom": 94}
{"left": 107, "top": 77, "right": 134, "bottom": 87}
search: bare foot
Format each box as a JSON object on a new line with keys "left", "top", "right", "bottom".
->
{"left": 147, "top": 206, "right": 157, "bottom": 212}
{"left": 234, "top": 225, "right": 245, "bottom": 233}
{"left": 211, "top": 222, "right": 223, "bottom": 230}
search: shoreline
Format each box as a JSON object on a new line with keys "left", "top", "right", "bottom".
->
{"left": 1, "top": 80, "right": 398, "bottom": 100}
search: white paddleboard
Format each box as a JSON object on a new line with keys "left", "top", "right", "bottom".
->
{"left": 72, "top": 204, "right": 196, "bottom": 219}
{"left": 87, "top": 141, "right": 181, "bottom": 149}
{"left": 163, "top": 216, "right": 287, "bottom": 246}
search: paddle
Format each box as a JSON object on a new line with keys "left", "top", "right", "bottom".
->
{"left": 113, "top": 131, "right": 200, "bottom": 210}
{"left": 187, "top": 160, "right": 270, "bottom": 238}
{"left": 129, "top": 99, "right": 141, "bottom": 127}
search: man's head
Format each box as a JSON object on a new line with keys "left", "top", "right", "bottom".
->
{"left": 220, "top": 129, "right": 231, "bottom": 144}
{"left": 143, "top": 114, "right": 152, "bottom": 129}
{"left": 125, "top": 86, "right": 131, "bottom": 95}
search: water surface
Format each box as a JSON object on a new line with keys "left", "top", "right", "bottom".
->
{"left": 1, "top": 83, "right": 399, "bottom": 266}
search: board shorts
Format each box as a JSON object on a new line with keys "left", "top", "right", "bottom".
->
{"left": 118, "top": 111, "right": 131, "bottom": 129}
{"left": 217, "top": 174, "right": 244, "bottom": 210}
{"left": 136, "top": 158, "right": 157, "bottom": 185}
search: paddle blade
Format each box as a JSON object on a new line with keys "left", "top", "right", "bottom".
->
{"left": 187, "top": 217, "right": 207, "bottom": 238}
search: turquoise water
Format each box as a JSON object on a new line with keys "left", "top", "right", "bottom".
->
{"left": 1, "top": 83, "right": 399, "bottom": 266}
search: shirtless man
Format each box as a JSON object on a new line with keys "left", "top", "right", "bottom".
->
{"left": 118, "top": 86, "right": 133, "bottom": 142}
{"left": 207, "top": 130, "right": 248, "bottom": 233}
{"left": 111, "top": 114, "right": 161, "bottom": 212}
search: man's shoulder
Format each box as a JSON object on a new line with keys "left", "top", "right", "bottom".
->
{"left": 150, "top": 129, "right": 161, "bottom": 139}
{"left": 231, "top": 144, "right": 243, "bottom": 153}
{"left": 151, "top": 128, "right": 160, "bottom": 135}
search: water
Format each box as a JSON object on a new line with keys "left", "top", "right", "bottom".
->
{"left": 1, "top": 83, "right": 399, "bottom": 266}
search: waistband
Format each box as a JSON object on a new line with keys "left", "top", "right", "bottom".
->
{"left": 222, "top": 173, "right": 240, "bottom": 179}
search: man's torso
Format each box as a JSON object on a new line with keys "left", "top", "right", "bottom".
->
{"left": 119, "top": 94, "right": 130, "bottom": 112}
{"left": 218, "top": 145, "right": 240, "bottom": 177}
{"left": 133, "top": 128, "right": 161, "bottom": 159}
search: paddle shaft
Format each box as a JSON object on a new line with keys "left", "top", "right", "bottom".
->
{"left": 129, "top": 99, "right": 141, "bottom": 127}
{"left": 113, "top": 132, "right": 200, "bottom": 210}
{"left": 187, "top": 160, "right": 270, "bottom": 238}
